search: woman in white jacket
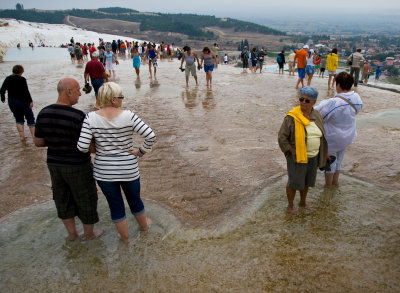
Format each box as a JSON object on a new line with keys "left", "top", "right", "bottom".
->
{"left": 314, "top": 72, "right": 363, "bottom": 187}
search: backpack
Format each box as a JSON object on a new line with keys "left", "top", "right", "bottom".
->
{"left": 277, "top": 54, "right": 282, "bottom": 63}
{"left": 74, "top": 45, "right": 80, "bottom": 54}
{"left": 241, "top": 50, "right": 249, "bottom": 60}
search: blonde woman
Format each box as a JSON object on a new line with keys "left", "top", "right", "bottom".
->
{"left": 77, "top": 82, "right": 156, "bottom": 243}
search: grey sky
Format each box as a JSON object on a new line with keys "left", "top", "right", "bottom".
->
{"left": 1, "top": 0, "right": 400, "bottom": 19}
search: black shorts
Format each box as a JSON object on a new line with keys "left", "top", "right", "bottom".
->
{"left": 48, "top": 162, "right": 99, "bottom": 224}
{"left": 320, "top": 67, "right": 326, "bottom": 72}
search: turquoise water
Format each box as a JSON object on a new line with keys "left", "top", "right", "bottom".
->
{"left": 4, "top": 47, "right": 68, "bottom": 61}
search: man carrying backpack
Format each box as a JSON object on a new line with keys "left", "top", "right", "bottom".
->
{"left": 74, "top": 42, "right": 83, "bottom": 65}
{"left": 277, "top": 50, "right": 286, "bottom": 75}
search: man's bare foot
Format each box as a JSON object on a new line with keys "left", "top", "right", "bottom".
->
{"left": 286, "top": 207, "right": 298, "bottom": 215}
{"left": 299, "top": 203, "right": 314, "bottom": 211}
{"left": 67, "top": 233, "right": 79, "bottom": 242}
{"left": 82, "top": 228, "right": 104, "bottom": 241}
{"left": 139, "top": 218, "right": 152, "bottom": 231}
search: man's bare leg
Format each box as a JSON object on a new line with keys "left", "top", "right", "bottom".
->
{"left": 62, "top": 218, "right": 78, "bottom": 241}
{"left": 82, "top": 224, "right": 104, "bottom": 241}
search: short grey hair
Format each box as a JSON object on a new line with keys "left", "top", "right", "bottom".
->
{"left": 299, "top": 86, "right": 318, "bottom": 101}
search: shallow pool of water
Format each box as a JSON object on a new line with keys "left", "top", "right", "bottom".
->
{"left": 1, "top": 175, "right": 399, "bottom": 292}
{"left": 0, "top": 54, "right": 400, "bottom": 291}
{"left": 4, "top": 47, "right": 68, "bottom": 61}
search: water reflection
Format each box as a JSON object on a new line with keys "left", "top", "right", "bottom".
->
{"left": 182, "top": 88, "right": 199, "bottom": 108}
{"left": 202, "top": 89, "right": 216, "bottom": 110}
{"left": 134, "top": 78, "right": 141, "bottom": 89}
{"left": 149, "top": 78, "right": 160, "bottom": 88}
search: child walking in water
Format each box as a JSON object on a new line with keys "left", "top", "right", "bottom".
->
{"left": 146, "top": 44, "right": 158, "bottom": 79}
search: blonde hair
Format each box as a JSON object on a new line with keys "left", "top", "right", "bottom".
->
{"left": 98, "top": 82, "right": 122, "bottom": 107}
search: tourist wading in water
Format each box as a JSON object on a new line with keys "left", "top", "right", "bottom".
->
{"left": 77, "top": 82, "right": 156, "bottom": 243}
{"left": 200, "top": 46, "right": 218, "bottom": 88}
{"left": 278, "top": 86, "right": 328, "bottom": 214}
{"left": 314, "top": 72, "right": 363, "bottom": 187}
{"left": 34, "top": 77, "right": 104, "bottom": 241}
{"left": 146, "top": 44, "right": 159, "bottom": 79}
{"left": 179, "top": 46, "right": 200, "bottom": 87}
{"left": 1, "top": 65, "right": 36, "bottom": 142}
{"left": 131, "top": 46, "right": 141, "bottom": 79}
{"left": 84, "top": 51, "right": 108, "bottom": 110}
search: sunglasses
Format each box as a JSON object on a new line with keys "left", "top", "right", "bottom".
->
{"left": 299, "top": 97, "right": 312, "bottom": 103}
{"left": 115, "top": 95, "right": 124, "bottom": 99}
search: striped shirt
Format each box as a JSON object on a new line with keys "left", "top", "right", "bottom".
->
{"left": 35, "top": 104, "right": 91, "bottom": 166}
{"left": 77, "top": 110, "right": 156, "bottom": 182}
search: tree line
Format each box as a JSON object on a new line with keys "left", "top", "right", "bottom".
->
{"left": 0, "top": 7, "right": 285, "bottom": 40}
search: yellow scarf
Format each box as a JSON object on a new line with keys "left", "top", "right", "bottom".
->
{"left": 286, "top": 106, "right": 310, "bottom": 163}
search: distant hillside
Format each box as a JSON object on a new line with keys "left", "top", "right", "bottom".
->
{"left": 0, "top": 7, "right": 285, "bottom": 40}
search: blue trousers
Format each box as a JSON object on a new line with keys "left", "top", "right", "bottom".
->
{"left": 97, "top": 179, "right": 144, "bottom": 222}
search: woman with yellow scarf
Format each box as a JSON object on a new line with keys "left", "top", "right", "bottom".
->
{"left": 278, "top": 87, "right": 328, "bottom": 214}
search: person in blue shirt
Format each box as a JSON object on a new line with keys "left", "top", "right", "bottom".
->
{"left": 146, "top": 44, "right": 159, "bottom": 79}
{"left": 375, "top": 66, "right": 382, "bottom": 81}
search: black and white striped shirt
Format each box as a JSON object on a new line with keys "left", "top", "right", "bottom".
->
{"left": 77, "top": 110, "right": 156, "bottom": 182}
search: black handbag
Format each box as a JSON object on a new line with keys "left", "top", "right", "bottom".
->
{"left": 347, "top": 54, "right": 353, "bottom": 66}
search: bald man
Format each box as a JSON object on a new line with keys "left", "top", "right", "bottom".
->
{"left": 34, "top": 77, "right": 103, "bottom": 242}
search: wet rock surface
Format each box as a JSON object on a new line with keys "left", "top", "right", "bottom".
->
{"left": 0, "top": 52, "right": 399, "bottom": 291}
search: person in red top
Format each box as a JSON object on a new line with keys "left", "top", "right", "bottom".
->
{"left": 293, "top": 45, "right": 309, "bottom": 89}
{"left": 314, "top": 54, "right": 322, "bottom": 75}
{"left": 82, "top": 43, "right": 89, "bottom": 61}
{"left": 89, "top": 43, "right": 96, "bottom": 58}
{"left": 84, "top": 52, "right": 108, "bottom": 109}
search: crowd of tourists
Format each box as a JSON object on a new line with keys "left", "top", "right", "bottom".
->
{"left": 1, "top": 37, "right": 367, "bottom": 242}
